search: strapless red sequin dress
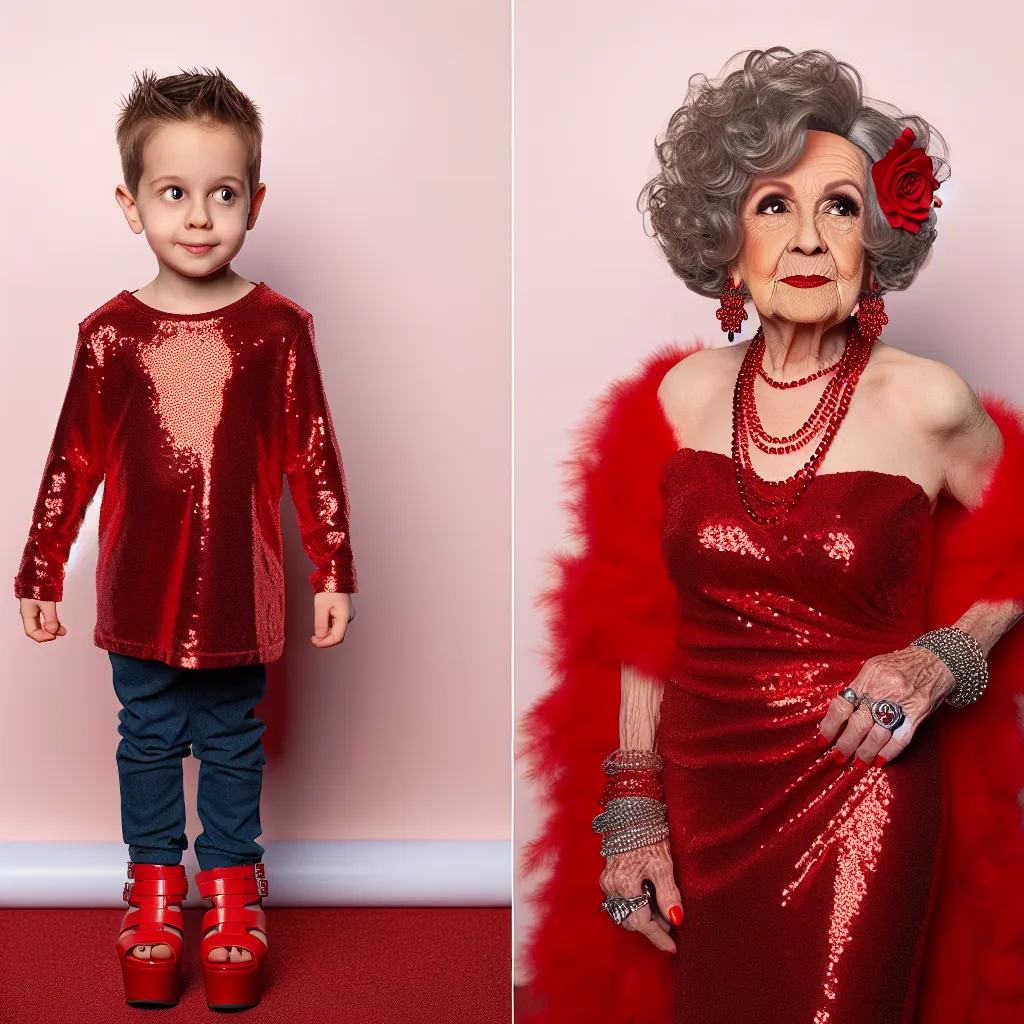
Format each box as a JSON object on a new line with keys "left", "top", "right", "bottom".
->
{"left": 657, "top": 448, "right": 944, "bottom": 1024}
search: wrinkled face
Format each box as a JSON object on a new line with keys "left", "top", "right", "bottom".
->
{"left": 130, "top": 120, "right": 254, "bottom": 278}
{"left": 733, "top": 130, "right": 870, "bottom": 328}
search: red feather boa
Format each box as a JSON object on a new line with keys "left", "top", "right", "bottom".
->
{"left": 520, "top": 345, "right": 1024, "bottom": 1023}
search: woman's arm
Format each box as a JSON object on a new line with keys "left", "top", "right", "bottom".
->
{"left": 930, "top": 364, "right": 1024, "bottom": 664}
{"left": 955, "top": 598, "right": 1024, "bottom": 655}
{"left": 597, "top": 664, "right": 682, "bottom": 952}
{"left": 821, "top": 367, "right": 1024, "bottom": 762}
{"left": 619, "top": 664, "right": 665, "bottom": 751}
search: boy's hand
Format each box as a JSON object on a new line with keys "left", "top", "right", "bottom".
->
{"left": 20, "top": 598, "right": 67, "bottom": 642}
{"left": 311, "top": 592, "right": 355, "bottom": 648}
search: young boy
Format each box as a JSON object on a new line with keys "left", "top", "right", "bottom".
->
{"left": 13, "top": 67, "right": 356, "bottom": 1009}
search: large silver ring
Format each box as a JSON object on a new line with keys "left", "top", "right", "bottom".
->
{"left": 838, "top": 687, "right": 860, "bottom": 705}
{"left": 600, "top": 890, "right": 650, "bottom": 925}
{"left": 869, "top": 697, "right": 905, "bottom": 732}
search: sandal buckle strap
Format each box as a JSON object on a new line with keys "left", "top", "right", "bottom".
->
{"left": 123, "top": 880, "right": 133, "bottom": 902}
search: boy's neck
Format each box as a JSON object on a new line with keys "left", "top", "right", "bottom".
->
{"left": 132, "top": 264, "right": 256, "bottom": 315}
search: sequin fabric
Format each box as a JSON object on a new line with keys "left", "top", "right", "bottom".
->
{"left": 657, "top": 448, "right": 943, "bottom": 1024}
{"left": 13, "top": 282, "right": 356, "bottom": 668}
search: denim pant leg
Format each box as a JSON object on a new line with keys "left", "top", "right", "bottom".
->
{"left": 188, "top": 662, "right": 268, "bottom": 872}
{"left": 109, "top": 652, "right": 192, "bottom": 865}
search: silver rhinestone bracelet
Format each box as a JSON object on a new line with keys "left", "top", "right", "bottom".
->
{"left": 592, "top": 797, "right": 668, "bottom": 835}
{"left": 600, "top": 822, "right": 672, "bottom": 858}
{"left": 601, "top": 749, "right": 664, "bottom": 775}
{"left": 911, "top": 626, "right": 989, "bottom": 708}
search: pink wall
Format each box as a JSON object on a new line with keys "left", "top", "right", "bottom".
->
{"left": 0, "top": 2, "right": 510, "bottom": 843}
{"left": 513, "top": 2, "right": 1024, "bottom": 965}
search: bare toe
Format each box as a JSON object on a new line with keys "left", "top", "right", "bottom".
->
{"left": 150, "top": 943, "right": 173, "bottom": 960}
{"left": 208, "top": 946, "right": 229, "bottom": 963}
{"left": 133, "top": 944, "right": 151, "bottom": 959}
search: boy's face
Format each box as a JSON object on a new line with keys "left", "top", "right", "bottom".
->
{"left": 116, "top": 120, "right": 265, "bottom": 279}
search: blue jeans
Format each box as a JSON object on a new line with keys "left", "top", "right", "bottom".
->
{"left": 109, "top": 651, "right": 267, "bottom": 872}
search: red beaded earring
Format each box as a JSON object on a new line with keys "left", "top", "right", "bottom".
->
{"left": 854, "top": 284, "right": 888, "bottom": 343}
{"left": 716, "top": 278, "right": 748, "bottom": 341}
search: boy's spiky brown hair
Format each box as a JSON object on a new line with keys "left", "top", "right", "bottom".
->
{"left": 115, "top": 66, "right": 263, "bottom": 199}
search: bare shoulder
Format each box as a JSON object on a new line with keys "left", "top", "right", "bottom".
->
{"left": 867, "top": 342, "right": 988, "bottom": 438}
{"left": 657, "top": 344, "right": 745, "bottom": 435}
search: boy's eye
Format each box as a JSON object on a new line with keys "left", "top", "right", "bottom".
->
{"left": 216, "top": 188, "right": 234, "bottom": 203}
{"left": 163, "top": 186, "right": 184, "bottom": 201}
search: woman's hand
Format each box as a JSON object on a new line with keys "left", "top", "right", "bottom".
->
{"left": 599, "top": 839, "right": 683, "bottom": 953}
{"left": 817, "top": 645, "right": 957, "bottom": 766}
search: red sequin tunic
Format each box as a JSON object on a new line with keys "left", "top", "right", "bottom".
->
{"left": 13, "top": 282, "right": 356, "bottom": 668}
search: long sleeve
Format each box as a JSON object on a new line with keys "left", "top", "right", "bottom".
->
{"left": 283, "top": 312, "right": 357, "bottom": 594}
{"left": 14, "top": 323, "right": 107, "bottom": 603}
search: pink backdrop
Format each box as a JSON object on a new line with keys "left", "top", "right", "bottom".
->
{"left": 0, "top": 2, "right": 510, "bottom": 845}
{"left": 513, "top": 1, "right": 1024, "bottom": 969}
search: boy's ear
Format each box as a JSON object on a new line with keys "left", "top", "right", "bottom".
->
{"left": 114, "top": 185, "right": 145, "bottom": 235}
{"left": 247, "top": 183, "right": 267, "bottom": 230}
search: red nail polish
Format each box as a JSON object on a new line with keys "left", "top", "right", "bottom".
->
{"left": 669, "top": 906, "right": 683, "bottom": 926}
{"left": 832, "top": 748, "right": 848, "bottom": 764}
{"left": 853, "top": 756, "right": 866, "bottom": 770}
{"left": 874, "top": 754, "right": 886, "bottom": 767}
{"left": 816, "top": 733, "right": 830, "bottom": 747}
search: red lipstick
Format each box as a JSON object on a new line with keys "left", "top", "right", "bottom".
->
{"left": 781, "top": 275, "right": 831, "bottom": 288}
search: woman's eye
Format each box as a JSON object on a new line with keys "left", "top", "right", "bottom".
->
{"left": 215, "top": 188, "right": 234, "bottom": 203}
{"left": 163, "top": 186, "right": 184, "bottom": 201}
{"left": 825, "top": 196, "right": 860, "bottom": 217}
{"left": 756, "top": 196, "right": 787, "bottom": 215}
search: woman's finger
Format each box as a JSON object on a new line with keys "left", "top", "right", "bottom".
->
{"left": 646, "top": 862, "right": 684, "bottom": 926}
{"left": 622, "top": 903, "right": 676, "bottom": 953}
{"left": 817, "top": 690, "right": 860, "bottom": 744}
{"left": 874, "top": 716, "right": 914, "bottom": 765}
{"left": 831, "top": 703, "right": 875, "bottom": 762}
{"left": 852, "top": 715, "right": 910, "bottom": 765}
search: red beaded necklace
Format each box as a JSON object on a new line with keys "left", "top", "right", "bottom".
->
{"left": 732, "top": 324, "right": 874, "bottom": 525}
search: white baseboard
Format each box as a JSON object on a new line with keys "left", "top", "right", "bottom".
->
{"left": 0, "top": 840, "right": 511, "bottom": 908}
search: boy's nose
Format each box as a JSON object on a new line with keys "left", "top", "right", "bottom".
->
{"left": 185, "top": 202, "right": 213, "bottom": 228}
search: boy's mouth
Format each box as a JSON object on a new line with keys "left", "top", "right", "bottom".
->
{"left": 180, "top": 243, "right": 214, "bottom": 255}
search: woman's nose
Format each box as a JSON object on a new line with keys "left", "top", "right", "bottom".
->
{"left": 790, "top": 208, "right": 826, "bottom": 255}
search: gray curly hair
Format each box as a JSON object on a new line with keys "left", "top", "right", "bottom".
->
{"left": 638, "top": 47, "right": 949, "bottom": 298}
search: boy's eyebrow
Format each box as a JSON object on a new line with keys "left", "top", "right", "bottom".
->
{"left": 149, "top": 174, "right": 246, "bottom": 188}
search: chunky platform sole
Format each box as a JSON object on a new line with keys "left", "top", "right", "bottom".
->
{"left": 121, "top": 959, "right": 182, "bottom": 1008}
{"left": 202, "top": 961, "right": 266, "bottom": 1010}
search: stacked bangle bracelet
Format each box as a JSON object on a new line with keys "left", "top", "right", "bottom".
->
{"left": 911, "top": 626, "right": 989, "bottom": 708}
{"left": 594, "top": 748, "right": 670, "bottom": 857}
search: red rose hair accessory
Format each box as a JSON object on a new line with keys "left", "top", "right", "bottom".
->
{"left": 871, "top": 127, "right": 941, "bottom": 234}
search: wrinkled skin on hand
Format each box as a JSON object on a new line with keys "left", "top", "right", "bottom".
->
{"left": 818, "top": 645, "right": 956, "bottom": 766}
{"left": 599, "top": 838, "right": 683, "bottom": 953}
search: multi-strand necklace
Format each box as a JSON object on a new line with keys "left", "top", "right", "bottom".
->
{"left": 731, "top": 324, "right": 874, "bottom": 525}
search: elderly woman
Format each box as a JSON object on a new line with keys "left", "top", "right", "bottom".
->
{"left": 520, "top": 48, "right": 1024, "bottom": 1024}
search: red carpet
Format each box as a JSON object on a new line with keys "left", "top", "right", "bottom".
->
{"left": 0, "top": 908, "right": 510, "bottom": 1023}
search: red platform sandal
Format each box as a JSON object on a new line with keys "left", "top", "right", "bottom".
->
{"left": 115, "top": 861, "right": 189, "bottom": 1008}
{"left": 195, "top": 862, "right": 269, "bottom": 1011}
